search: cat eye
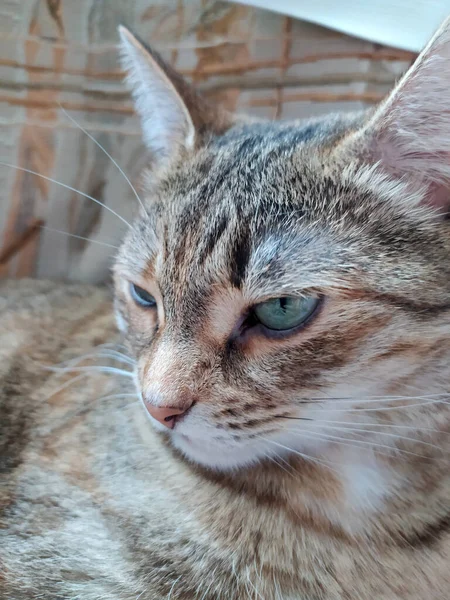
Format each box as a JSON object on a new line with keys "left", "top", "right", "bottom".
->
{"left": 253, "top": 296, "right": 320, "bottom": 332}
{"left": 130, "top": 283, "right": 157, "bottom": 308}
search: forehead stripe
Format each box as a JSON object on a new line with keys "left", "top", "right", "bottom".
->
{"left": 229, "top": 233, "right": 251, "bottom": 289}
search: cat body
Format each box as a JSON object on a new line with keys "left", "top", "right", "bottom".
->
{"left": 2, "top": 17, "right": 450, "bottom": 600}
{"left": 2, "top": 281, "right": 450, "bottom": 600}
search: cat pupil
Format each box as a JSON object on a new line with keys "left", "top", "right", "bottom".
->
{"left": 279, "top": 298, "right": 288, "bottom": 312}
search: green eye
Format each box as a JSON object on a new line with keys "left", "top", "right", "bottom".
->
{"left": 130, "top": 283, "right": 156, "bottom": 308}
{"left": 253, "top": 296, "right": 320, "bottom": 331}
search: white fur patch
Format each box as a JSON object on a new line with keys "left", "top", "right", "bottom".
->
{"left": 114, "top": 310, "right": 127, "bottom": 333}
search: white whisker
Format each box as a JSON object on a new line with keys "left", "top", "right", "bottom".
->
{"left": 314, "top": 424, "right": 442, "bottom": 450}
{"left": 303, "top": 397, "right": 450, "bottom": 413}
{"left": 41, "top": 225, "right": 120, "bottom": 250}
{"left": 54, "top": 350, "right": 135, "bottom": 369}
{"left": 269, "top": 451, "right": 297, "bottom": 473}
{"left": 264, "top": 438, "right": 339, "bottom": 474}
{"left": 44, "top": 365, "right": 134, "bottom": 378}
{"left": 97, "top": 342, "right": 128, "bottom": 351}
{"left": 121, "top": 400, "right": 142, "bottom": 412}
{"left": 315, "top": 419, "right": 449, "bottom": 434}
{"left": 0, "top": 162, "right": 132, "bottom": 229}
{"left": 42, "top": 393, "right": 137, "bottom": 436}
{"left": 297, "top": 393, "right": 450, "bottom": 404}
{"left": 98, "top": 393, "right": 138, "bottom": 402}
{"left": 44, "top": 373, "right": 87, "bottom": 400}
{"left": 287, "top": 429, "right": 432, "bottom": 459}
{"left": 59, "top": 105, "right": 149, "bottom": 217}
{"left": 263, "top": 452, "right": 295, "bottom": 477}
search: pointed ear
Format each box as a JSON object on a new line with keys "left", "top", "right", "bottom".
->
{"left": 118, "top": 25, "right": 232, "bottom": 169}
{"left": 346, "top": 17, "right": 450, "bottom": 216}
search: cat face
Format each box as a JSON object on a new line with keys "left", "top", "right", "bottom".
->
{"left": 114, "top": 25, "right": 450, "bottom": 470}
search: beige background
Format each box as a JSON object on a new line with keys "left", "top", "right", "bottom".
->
{"left": 0, "top": 0, "right": 416, "bottom": 282}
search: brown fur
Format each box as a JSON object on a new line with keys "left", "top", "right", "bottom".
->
{"left": 2, "top": 18, "right": 450, "bottom": 600}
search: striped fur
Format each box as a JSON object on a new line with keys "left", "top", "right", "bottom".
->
{"left": 2, "top": 18, "right": 450, "bottom": 600}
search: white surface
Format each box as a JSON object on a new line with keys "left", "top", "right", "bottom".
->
{"left": 231, "top": 0, "right": 450, "bottom": 51}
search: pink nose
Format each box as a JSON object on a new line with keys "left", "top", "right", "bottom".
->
{"left": 145, "top": 404, "right": 190, "bottom": 429}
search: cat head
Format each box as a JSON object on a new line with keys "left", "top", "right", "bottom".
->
{"left": 114, "top": 21, "right": 450, "bottom": 472}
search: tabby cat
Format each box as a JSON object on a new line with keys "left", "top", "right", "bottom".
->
{"left": 2, "top": 17, "right": 450, "bottom": 600}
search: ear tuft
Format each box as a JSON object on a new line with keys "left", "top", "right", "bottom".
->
{"left": 118, "top": 25, "right": 196, "bottom": 168}
{"left": 345, "top": 17, "right": 450, "bottom": 216}
{"left": 118, "top": 26, "right": 233, "bottom": 171}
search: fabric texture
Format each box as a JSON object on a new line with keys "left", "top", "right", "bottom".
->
{"left": 0, "top": 0, "right": 415, "bottom": 283}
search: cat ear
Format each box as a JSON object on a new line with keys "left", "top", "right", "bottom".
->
{"left": 118, "top": 25, "right": 231, "bottom": 169}
{"left": 347, "top": 17, "right": 450, "bottom": 216}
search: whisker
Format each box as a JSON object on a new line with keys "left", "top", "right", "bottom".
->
{"left": 44, "top": 365, "right": 134, "bottom": 378}
{"left": 263, "top": 452, "right": 296, "bottom": 478}
{"left": 54, "top": 350, "right": 135, "bottom": 369}
{"left": 286, "top": 429, "right": 432, "bottom": 459}
{"left": 42, "top": 393, "right": 138, "bottom": 437}
{"left": 42, "top": 345, "right": 133, "bottom": 399}
{"left": 295, "top": 393, "right": 450, "bottom": 404}
{"left": 309, "top": 419, "right": 450, "bottom": 435}
{"left": 73, "top": 341, "right": 128, "bottom": 352}
{"left": 315, "top": 424, "right": 442, "bottom": 450}
{"left": 48, "top": 342, "right": 131, "bottom": 368}
{"left": 96, "top": 342, "right": 128, "bottom": 351}
{"left": 59, "top": 105, "right": 149, "bottom": 218}
{"left": 121, "top": 400, "right": 142, "bottom": 412}
{"left": 284, "top": 430, "right": 397, "bottom": 460}
{"left": 263, "top": 438, "right": 339, "bottom": 474}
{"left": 0, "top": 162, "right": 132, "bottom": 229}
{"left": 98, "top": 393, "right": 138, "bottom": 402}
{"left": 270, "top": 451, "right": 297, "bottom": 473}
{"left": 91, "top": 342, "right": 130, "bottom": 354}
{"left": 295, "top": 392, "right": 450, "bottom": 404}
{"left": 274, "top": 415, "right": 313, "bottom": 421}
{"left": 41, "top": 225, "right": 120, "bottom": 250}
{"left": 44, "top": 373, "right": 87, "bottom": 400}
{"left": 277, "top": 416, "right": 447, "bottom": 433}
{"left": 303, "top": 398, "right": 450, "bottom": 413}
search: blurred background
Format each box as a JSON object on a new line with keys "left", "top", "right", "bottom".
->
{"left": 0, "top": 0, "right": 441, "bottom": 282}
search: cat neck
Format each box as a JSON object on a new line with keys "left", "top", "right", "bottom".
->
{"left": 194, "top": 433, "right": 450, "bottom": 546}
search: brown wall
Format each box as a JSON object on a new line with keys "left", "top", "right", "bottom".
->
{"left": 0, "top": 0, "right": 415, "bottom": 282}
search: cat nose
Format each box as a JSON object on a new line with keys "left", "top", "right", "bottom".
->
{"left": 145, "top": 404, "right": 192, "bottom": 429}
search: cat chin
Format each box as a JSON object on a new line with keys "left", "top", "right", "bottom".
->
{"left": 169, "top": 429, "right": 326, "bottom": 471}
{"left": 169, "top": 432, "right": 271, "bottom": 471}
{"left": 170, "top": 430, "right": 391, "bottom": 522}
{"left": 143, "top": 410, "right": 328, "bottom": 471}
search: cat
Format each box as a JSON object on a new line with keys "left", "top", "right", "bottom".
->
{"left": 2, "top": 15, "right": 450, "bottom": 600}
